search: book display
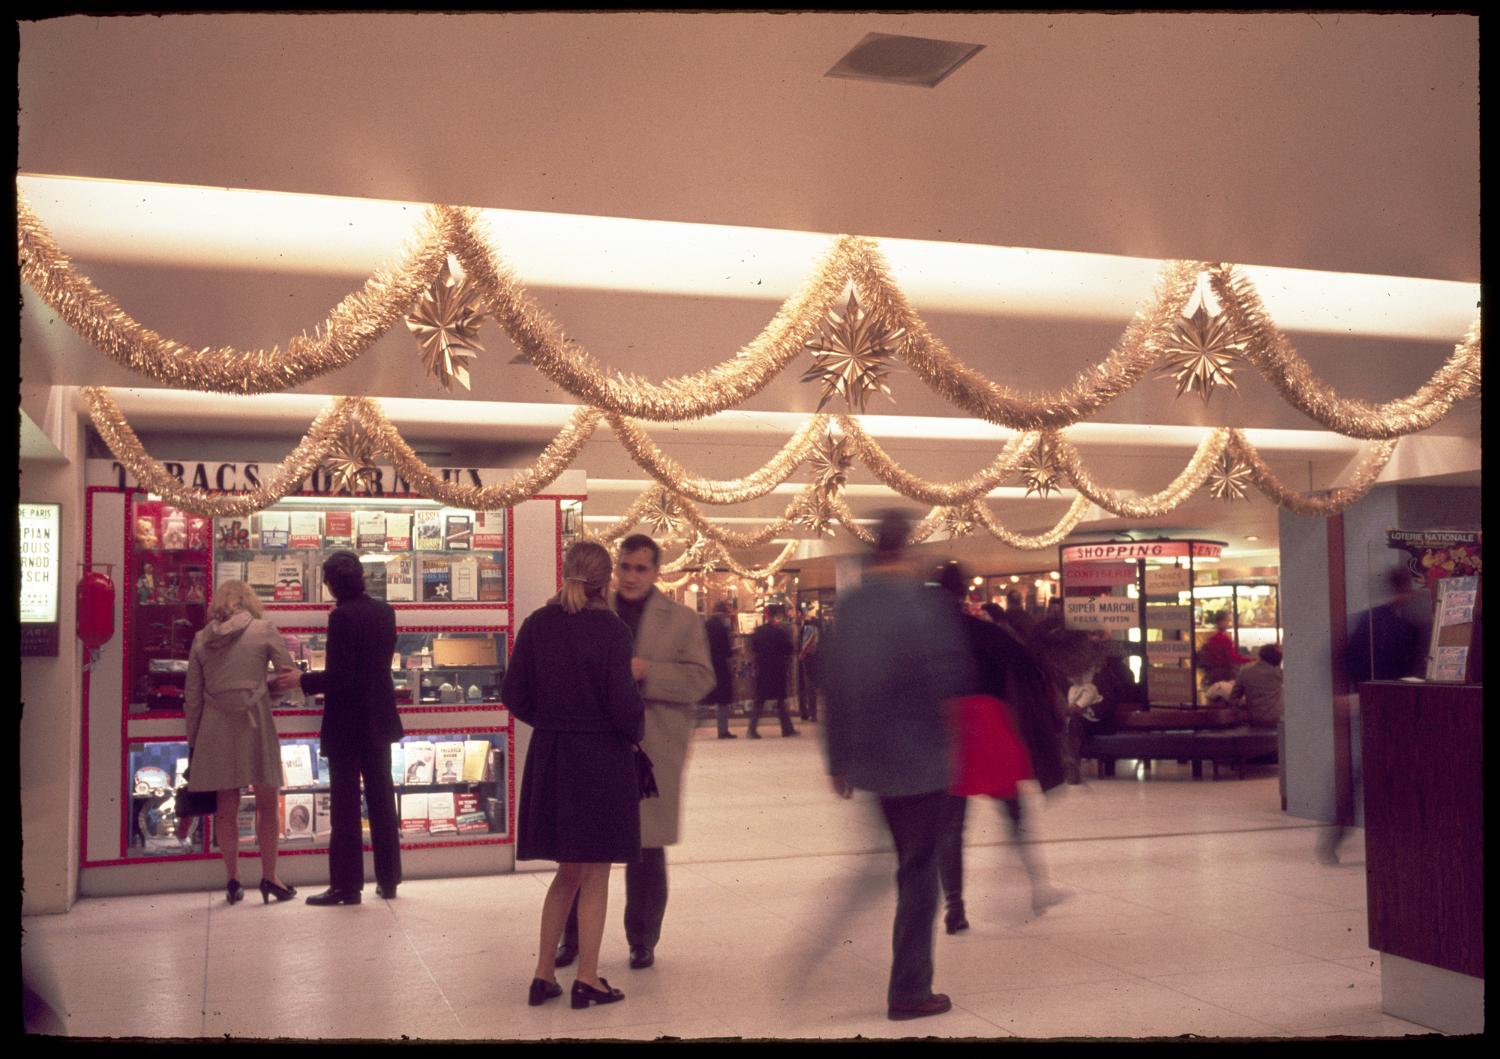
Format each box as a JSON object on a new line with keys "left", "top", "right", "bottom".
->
{"left": 83, "top": 458, "right": 586, "bottom": 892}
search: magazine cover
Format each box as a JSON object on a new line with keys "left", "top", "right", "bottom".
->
{"left": 443, "top": 513, "right": 473, "bottom": 550}
{"left": 289, "top": 511, "right": 322, "bottom": 549}
{"left": 414, "top": 509, "right": 443, "bottom": 551}
{"left": 402, "top": 740, "right": 436, "bottom": 785}
{"left": 434, "top": 742, "right": 465, "bottom": 784}
{"left": 473, "top": 510, "right": 505, "bottom": 550}
{"left": 323, "top": 511, "right": 354, "bottom": 548}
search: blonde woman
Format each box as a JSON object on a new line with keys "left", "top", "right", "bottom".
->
{"left": 184, "top": 580, "right": 300, "bottom": 904}
{"left": 504, "top": 540, "right": 645, "bottom": 1009}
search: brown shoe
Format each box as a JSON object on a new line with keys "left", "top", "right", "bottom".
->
{"left": 888, "top": 993, "right": 952, "bottom": 1021}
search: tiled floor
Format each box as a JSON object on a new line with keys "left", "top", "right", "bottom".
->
{"left": 23, "top": 723, "right": 1440, "bottom": 1041}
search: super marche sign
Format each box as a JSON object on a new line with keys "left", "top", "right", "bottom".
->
{"left": 1064, "top": 596, "right": 1137, "bottom": 629}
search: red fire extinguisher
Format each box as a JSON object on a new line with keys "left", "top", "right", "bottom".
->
{"left": 78, "top": 564, "right": 116, "bottom": 671}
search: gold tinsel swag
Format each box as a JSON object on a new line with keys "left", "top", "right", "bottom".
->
{"left": 21, "top": 192, "right": 1480, "bottom": 439}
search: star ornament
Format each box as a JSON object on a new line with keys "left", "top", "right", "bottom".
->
{"left": 322, "top": 424, "right": 381, "bottom": 495}
{"left": 941, "top": 504, "right": 977, "bottom": 539}
{"left": 797, "top": 493, "right": 839, "bottom": 537}
{"left": 406, "top": 257, "right": 486, "bottom": 390}
{"left": 1018, "top": 438, "right": 1065, "bottom": 500}
{"left": 1158, "top": 302, "right": 1244, "bottom": 402}
{"left": 1206, "top": 452, "right": 1253, "bottom": 502}
{"left": 643, "top": 490, "right": 685, "bottom": 538}
{"left": 809, "top": 430, "right": 853, "bottom": 494}
{"left": 800, "top": 291, "right": 904, "bottom": 413}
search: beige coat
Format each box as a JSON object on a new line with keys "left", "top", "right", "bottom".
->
{"left": 615, "top": 589, "right": 715, "bottom": 846}
{"left": 184, "top": 612, "right": 296, "bottom": 791}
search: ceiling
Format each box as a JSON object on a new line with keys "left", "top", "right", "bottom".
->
{"left": 17, "top": 12, "right": 1481, "bottom": 577}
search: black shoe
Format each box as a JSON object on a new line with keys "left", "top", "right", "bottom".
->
{"left": 305, "top": 887, "right": 361, "bottom": 906}
{"left": 944, "top": 904, "right": 969, "bottom": 934}
{"left": 226, "top": 880, "right": 244, "bottom": 905}
{"left": 528, "top": 977, "right": 563, "bottom": 1006}
{"left": 782, "top": 728, "right": 800, "bottom": 737}
{"left": 888, "top": 993, "right": 952, "bottom": 1021}
{"left": 260, "top": 879, "right": 297, "bottom": 904}
{"left": 628, "top": 946, "right": 655, "bottom": 969}
{"left": 376, "top": 883, "right": 398, "bottom": 899}
{"left": 554, "top": 940, "right": 578, "bottom": 968}
{"left": 718, "top": 732, "right": 738, "bottom": 739}
{"left": 571, "top": 977, "right": 625, "bottom": 1009}
{"left": 747, "top": 730, "right": 761, "bottom": 739}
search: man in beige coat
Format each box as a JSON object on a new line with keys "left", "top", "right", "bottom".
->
{"left": 558, "top": 533, "right": 714, "bottom": 971}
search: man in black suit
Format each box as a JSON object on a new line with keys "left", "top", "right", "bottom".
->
{"left": 282, "top": 550, "right": 404, "bottom": 905}
{"left": 703, "top": 601, "right": 737, "bottom": 739}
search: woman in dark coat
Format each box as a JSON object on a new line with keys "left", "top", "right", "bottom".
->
{"left": 504, "top": 540, "right": 645, "bottom": 1010}
{"left": 934, "top": 563, "right": 1067, "bottom": 933}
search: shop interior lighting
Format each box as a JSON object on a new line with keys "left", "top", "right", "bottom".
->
{"left": 18, "top": 174, "right": 1480, "bottom": 338}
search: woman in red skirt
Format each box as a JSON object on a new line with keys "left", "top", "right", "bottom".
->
{"left": 933, "top": 563, "right": 1068, "bottom": 933}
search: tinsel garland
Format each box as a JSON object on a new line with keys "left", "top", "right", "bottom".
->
{"left": 357, "top": 399, "right": 601, "bottom": 509}
{"left": 837, "top": 415, "right": 1040, "bottom": 505}
{"left": 704, "top": 540, "right": 802, "bottom": 581}
{"left": 971, "top": 495, "right": 1095, "bottom": 550}
{"left": 1227, "top": 430, "right": 1399, "bottom": 516}
{"left": 1052, "top": 429, "right": 1231, "bottom": 518}
{"left": 21, "top": 197, "right": 449, "bottom": 394}
{"left": 22, "top": 197, "right": 1482, "bottom": 440}
{"left": 82, "top": 386, "right": 359, "bottom": 516}
{"left": 607, "top": 411, "right": 829, "bottom": 504}
{"left": 1209, "top": 266, "right": 1483, "bottom": 440}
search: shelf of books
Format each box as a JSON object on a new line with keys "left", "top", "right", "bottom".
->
{"left": 80, "top": 458, "right": 586, "bottom": 896}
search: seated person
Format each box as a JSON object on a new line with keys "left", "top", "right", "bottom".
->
{"left": 1230, "top": 644, "right": 1284, "bottom": 728}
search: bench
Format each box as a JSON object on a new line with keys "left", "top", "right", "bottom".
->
{"left": 1081, "top": 725, "right": 1278, "bottom": 780}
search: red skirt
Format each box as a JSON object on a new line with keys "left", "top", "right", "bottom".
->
{"left": 948, "top": 694, "right": 1033, "bottom": 799}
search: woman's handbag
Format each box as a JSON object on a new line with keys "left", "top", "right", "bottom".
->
{"left": 633, "top": 744, "right": 659, "bottom": 800}
{"left": 174, "top": 764, "right": 219, "bottom": 818}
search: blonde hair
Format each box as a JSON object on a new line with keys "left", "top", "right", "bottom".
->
{"left": 208, "top": 580, "right": 265, "bottom": 622}
{"left": 557, "top": 540, "right": 612, "bottom": 614}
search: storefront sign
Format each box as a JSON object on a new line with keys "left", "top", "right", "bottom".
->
{"left": 20, "top": 502, "right": 61, "bottom": 656}
{"left": 91, "top": 459, "right": 489, "bottom": 496}
{"left": 1145, "top": 604, "right": 1191, "bottom": 629}
{"left": 1143, "top": 567, "right": 1190, "bottom": 595}
{"left": 1385, "top": 529, "right": 1481, "bottom": 591}
{"left": 1146, "top": 640, "right": 1192, "bottom": 662}
{"left": 1063, "top": 562, "right": 1137, "bottom": 588}
{"left": 1064, "top": 596, "right": 1137, "bottom": 629}
{"left": 1062, "top": 540, "right": 1222, "bottom": 563}
{"left": 1147, "top": 665, "right": 1195, "bottom": 705}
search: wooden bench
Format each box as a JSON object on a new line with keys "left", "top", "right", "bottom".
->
{"left": 1078, "top": 707, "right": 1278, "bottom": 780}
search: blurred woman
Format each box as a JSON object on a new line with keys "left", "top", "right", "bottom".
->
{"left": 504, "top": 540, "right": 646, "bottom": 1010}
{"left": 1199, "top": 609, "right": 1254, "bottom": 687}
{"left": 184, "top": 580, "right": 300, "bottom": 904}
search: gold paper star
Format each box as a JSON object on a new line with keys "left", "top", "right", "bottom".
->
{"left": 941, "top": 504, "right": 977, "bottom": 539}
{"left": 1018, "top": 438, "right": 1065, "bottom": 499}
{"left": 322, "top": 424, "right": 381, "bottom": 495}
{"left": 1158, "top": 302, "right": 1243, "bottom": 401}
{"left": 797, "top": 493, "right": 839, "bottom": 537}
{"left": 800, "top": 290, "right": 904, "bottom": 413}
{"left": 406, "top": 257, "right": 485, "bottom": 390}
{"left": 643, "top": 489, "right": 685, "bottom": 537}
{"left": 809, "top": 430, "right": 853, "bottom": 494}
{"left": 1206, "top": 452, "right": 1253, "bottom": 502}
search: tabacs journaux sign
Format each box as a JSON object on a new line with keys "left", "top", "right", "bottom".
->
{"left": 20, "top": 502, "right": 61, "bottom": 656}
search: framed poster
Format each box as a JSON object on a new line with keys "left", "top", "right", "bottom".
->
{"left": 20, "top": 501, "right": 62, "bottom": 656}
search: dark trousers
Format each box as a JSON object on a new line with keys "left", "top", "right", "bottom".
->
{"left": 327, "top": 741, "right": 401, "bottom": 892}
{"left": 563, "top": 846, "right": 669, "bottom": 951}
{"left": 878, "top": 790, "right": 950, "bottom": 1006}
{"left": 937, "top": 796, "right": 1021, "bottom": 905}
{"left": 715, "top": 700, "right": 734, "bottom": 736}
{"left": 798, "top": 660, "right": 819, "bottom": 720}
{"left": 749, "top": 697, "right": 794, "bottom": 735}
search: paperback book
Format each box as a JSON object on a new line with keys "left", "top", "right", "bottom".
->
{"left": 461, "top": 739, "right": 490, "bottom": 783}
{"left": 427, "top": 792, "right": 457, "bottom": 835}
{"left": 414, "top": 509, "right": 443, "bottom": 551}
{"left": 477, "top": 558, "right": 506, "bottom": 602}
{"left": 280, "top": 743, "right": 315, "bottom": 788}
{"left": 473, "top": 511, "right": 505, "bottom": 550}
{"left": 455, "top": 792, "right": 488, "bottom": 833}
{"left": 259, "top": 511, "right": 291, "bottom": 549}
{"left": 434, "top": 741, "right": 465, "bottom": 785}
{"left": 356, "top": 511, "right": 387, "bottom": 550}
{"left": 385, "top": 555, "right": 415, "bottom": 602}
{"left": 444, "top": 513, "right": 473, "bottom": 550}
{"left": 399, "top": 793, "right": 430, "bottom": 836}
{"left": 420, "top": 559, "right": 453, "bottom": 602}
{"left": 402, "top": 741, "right": 435, "bottom": 785}
{"left": 273, "top": 559, "right": 305, "bottom": 602}
{"left": 246, "top": 558, "right": 278, "bottom": 599}
{"left": 385, "top": 513, "right": 413, "bottom": 552}
{"left": 323, "top": 511, "right": 354, "bottom": 548}
{"left": 389, "top": 743, "right": 405, "bottom": 785}
{"left": 289, "top": 512, "right": 322, "bottom": 549}
{"left": 313, "top": 792, "right": 333, "bottom": 840}
{"left": 451, "top": 557, "right": 479, "bottom": 602}
{"left": 282, "top": 793, "right": 315, "bottom": 841}
{"left": 236, "top": 795, "right": 258, "bottom": 843}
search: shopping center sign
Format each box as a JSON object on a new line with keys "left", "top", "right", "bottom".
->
{"left": 1061, "top": 540, "right": 1222, "bottom": 563}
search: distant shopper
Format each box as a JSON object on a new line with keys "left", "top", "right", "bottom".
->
{"left": 1199, "top": 610, "right": 1254, "bottom": 686}
{"left": 797, "top": 607, "right": 823, "bottom": 722}
{"left": 557, "top": 533, "right": 715, "bottom": 973}
{"left": 289, "top": 551, "right": 403, "bottom": 906}
{"left": 932, "top": 562, "right": 1067, "bottom": 934}
{"left": 505, "top": 540, "right": 644, "bottom": 1009}
{"left": 1231, "top": 644, "right": 1284, "bottom": 728}
{"left": 1344, "top": 567, "right": 1431, "bottom": 682}
{"left": 748, "top": 605, "right": 798, "bottom": 739}
{"left": 703, "top": 601, "right": 738, "bottom": 739}
{"left": 185, "top": 579, "right": 300, "bottom": 905}
{"left": 821, "top": 511, "right": 972, "bottom": 1022}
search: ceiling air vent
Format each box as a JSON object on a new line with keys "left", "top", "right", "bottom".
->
{"left": 824, "top": 32, "right": 984, "bottom": 88}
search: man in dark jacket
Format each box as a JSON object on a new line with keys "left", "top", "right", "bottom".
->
{"left": 285, "top": 551, "right": 403, "bottom": 905}
{"left": 703, "top": 602, "right": 737, "bottom": 739}
{"left": 747, "top": 605, "right": 797, "bottom": 738}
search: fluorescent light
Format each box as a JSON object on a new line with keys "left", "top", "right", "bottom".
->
{"left": 18, "top": 174, "right": 1478, "bottom": 339}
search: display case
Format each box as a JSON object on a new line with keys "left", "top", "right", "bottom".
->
{"left": 81, "top": 457, "right": 586, "bottom": 894}
{"left": 1059, "top": 539, "right": 1225, "bottom": 708}
{"left": 1191, "top": 579, "right": 1281, "bottom": 659}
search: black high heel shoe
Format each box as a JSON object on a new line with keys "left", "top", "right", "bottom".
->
{"left": 528, "top": 978, "right": 563, "bottom": 1006}
{"left": 260, "top": 879, "right": 297, "bottom": 904}
{"left": 570, "top": 978, "right": 624, "bottom": 1009}
{"left": 226, "top": 880, "right": 244, "bottom": 904}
